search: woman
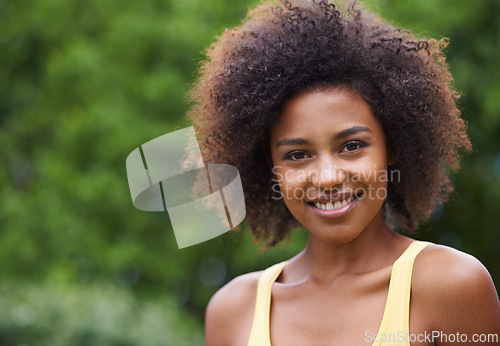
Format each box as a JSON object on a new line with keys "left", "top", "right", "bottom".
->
{"left": 188, "top": 0, "right": 500, "bottom": 344}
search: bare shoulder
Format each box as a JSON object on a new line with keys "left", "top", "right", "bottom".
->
{"left": 413, "top": 243, "right": 497, "bottom": 290}
{"left": 205, "top": 270, "right": 262, "bottom": 346}
{"left": 412, "top": 243, "right": 500, "bottom": 343}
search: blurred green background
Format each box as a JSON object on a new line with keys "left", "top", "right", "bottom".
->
{"left": 0, "top": 0, "right": 498, "bottom": 344}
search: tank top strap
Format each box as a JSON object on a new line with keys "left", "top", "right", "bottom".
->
{"left": 247, "top": 261, "right": 287, "bottom": 346}
{"left": 374, "top": 240, "right": 432, "bottom": 344}
{"left": 247, "top": 241, "right": 432, "bottom": 346}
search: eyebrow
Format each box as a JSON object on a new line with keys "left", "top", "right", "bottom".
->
{"left": 333, "top": 125, "right": 372, "bottom": 140}
{"left": 275, "top": 137, "right": 310, "bottom": 148}
{"left": 275, "top": 125, "right": 372, "bottom": 148}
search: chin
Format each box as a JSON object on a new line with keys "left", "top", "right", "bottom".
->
{"left": 303, "top": 221, "right": 367, "bottom": 245}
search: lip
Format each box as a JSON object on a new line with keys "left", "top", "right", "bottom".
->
{"left": 308, "top": 196, "right": 358, "bottom": 218}
{"left": 308, "top": 191, "right": 356, "bottom": 204}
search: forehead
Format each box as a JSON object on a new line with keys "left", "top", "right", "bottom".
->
{"left": 271, "top": 88, "right": 384, "bottom": 143}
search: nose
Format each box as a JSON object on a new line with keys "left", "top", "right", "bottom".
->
{"left": 309, "top": 155, "right": 347, "bottom": 190}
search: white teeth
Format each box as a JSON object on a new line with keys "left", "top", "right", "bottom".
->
{"left": 314, "top": 202, "right": 327, "bottom": 210}
{"left": 314, "top": 196, "right": 355, "bottom": 211}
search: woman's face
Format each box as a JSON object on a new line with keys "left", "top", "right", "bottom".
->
{"left": 270, "top": 87, "right": 392, "bottom": 244}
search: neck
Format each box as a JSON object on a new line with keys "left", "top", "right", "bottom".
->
{"left": 285, "top": 213, "right": 410, "bottom": 285}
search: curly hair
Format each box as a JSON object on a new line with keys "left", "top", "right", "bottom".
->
{"left": 188, "top": 0, "right": 471, "bottom": 247}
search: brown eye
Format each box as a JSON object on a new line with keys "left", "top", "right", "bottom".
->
{"left": 341, "top": 141, "right": 366, "bottom": 153}
{"left": 285, "top": 151, "right": 308, "bottom": 161}
{"left": 345, "top": 143, "right": 359, "bottom": 151}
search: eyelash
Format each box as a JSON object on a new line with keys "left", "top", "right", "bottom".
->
{"left": 283, "top": 140, "right": 367, "bottom": 161}
{"left": 283, "top": 151, "right": 309, "bottom": 161}
{"left": 341, "top": 140, "right": 367, "bottom": 152}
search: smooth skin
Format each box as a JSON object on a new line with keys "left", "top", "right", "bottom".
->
{"left": 205, "top": 88, "right": 500, "bottom": 345}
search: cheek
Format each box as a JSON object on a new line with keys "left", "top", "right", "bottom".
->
{"left": 347, "top": 165, "right": 383, "bottom": 183}
{"left": 274, "top": 167, "right": 306, "bottom": 187}
{"left": 273, "top": 168, "right": 309, "bottom": 202}
{"left": 347, "top": 149, "right": 388, "bottom": 181}
{"left": 362, "top": 172, "right": 390, "bottom": 203}
{"left": 347, "top": 164, "right": 389, "bottom": 201}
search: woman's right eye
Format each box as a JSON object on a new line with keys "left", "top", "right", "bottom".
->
{"left": 284, "top": 151, "right": 308, "bottom": 161}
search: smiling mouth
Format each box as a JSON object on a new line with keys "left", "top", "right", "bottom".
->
{"left": 307, "top": 194, "right": 359, "bottom": 218}
{"left": 310, "top": 196, "right": 356, "bottom": 211}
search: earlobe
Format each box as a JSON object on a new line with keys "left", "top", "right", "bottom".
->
{"left": 388, "top": 156, "right": 397, "bottom": 166}
{"left": 387, "top": 148, "right": 397, "bottom": 166}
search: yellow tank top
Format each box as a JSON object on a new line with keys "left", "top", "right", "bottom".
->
{"left": 247, "top": 240, "right": 431, "bottom": 346}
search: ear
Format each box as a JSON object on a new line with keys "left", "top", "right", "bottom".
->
{"left": 387, "top": 147, "right": 397, "bottom": 166}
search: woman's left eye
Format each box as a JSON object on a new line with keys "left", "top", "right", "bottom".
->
{"left": 341, "top": 141, "right": 365, "bottom": 152}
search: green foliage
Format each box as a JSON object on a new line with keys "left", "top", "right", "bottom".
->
{"left": 0, "top": 282, "right": 202, "bottom": 345}
{"left": 0, "top": 0, "right": 260, "bottom": 340}
{"left": 0, "top": 0, "right": 498, "bottom": 342}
